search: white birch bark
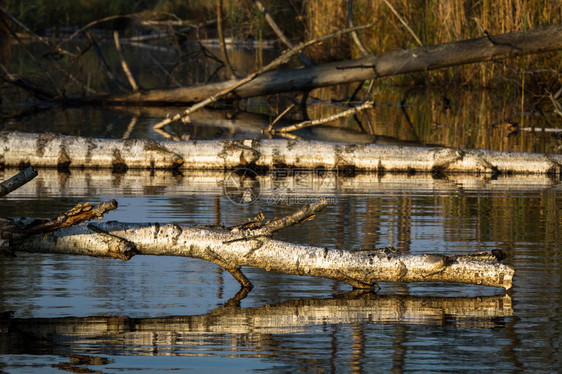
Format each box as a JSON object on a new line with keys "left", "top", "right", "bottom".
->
{"left": 1, "top": 131, "right": 561, "bottom": 175}
{"left": 10, "top": 216, "right": 514, "bottom": 290}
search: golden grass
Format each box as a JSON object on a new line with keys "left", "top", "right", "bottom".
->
{"left": 304, "top": 0, "right": 562, "bottom": 86}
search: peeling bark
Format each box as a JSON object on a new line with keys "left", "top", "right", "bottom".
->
{"left": 1, "top": 199, "right": 117, "bottom": 256}
{"left": 2, "top": 131, "right": 561, "bottom": 175}
{"left": 5, "top": 200, "right": 514, "bottom": 290}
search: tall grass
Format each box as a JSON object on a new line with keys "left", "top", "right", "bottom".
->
{"left": 305, "top": 0, "right": 562, "bottom": 86}
{"left": 3, "top": 0, "right": 560, "bottom": 87}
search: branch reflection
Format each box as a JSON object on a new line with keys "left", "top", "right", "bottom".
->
{"left": 3, "top": 291, "right": 512, "bottom": 357}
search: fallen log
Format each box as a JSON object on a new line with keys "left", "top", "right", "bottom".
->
{"left": 2, "top": 131, "right": 561, "bottom": 175}
{"left": 69, "top": 24, "right": 562, "bottom": 104}
{"left": 4, "top": 199, "right": 514, "bottom": 290}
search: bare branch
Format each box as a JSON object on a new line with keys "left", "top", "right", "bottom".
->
{"left": 347, "top": 0, "right": 370, "bottom": 55}
{"left": 382, "top": 0, "right": 423, "bottom": 46}
{"left": 254, "top": 0, "right": 313, "bottom": 66}
{"left": 274, "top": 101, "right": 374, "bottom": 133}
{"left": 152, "top": 22, "right": 377, "bottom": 130}
{"left": 113, "top": 31, "right": 139, "bottom": 92}
{"left": 217, "top": 0, "right": 237, "bottom": 79}
{"left": 266, "top": 103, "right": 295, "bottom": 133}
{"left": 86, "top": 32, "right": 128, "bottom": 92}
{"left": 0, "top": 167, "right": 38, "bottom": 198}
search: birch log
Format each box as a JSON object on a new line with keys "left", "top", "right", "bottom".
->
{"left": 6, "top": 200, "right": 514, "bottom": 290}
{"left": 2, "top": 131, "right": 561, "bottom": 175}
{"left": 69, "top": 24, "right": 562, "bottom": 104}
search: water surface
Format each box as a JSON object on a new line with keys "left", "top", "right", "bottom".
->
{"left": 0, "top": 169, "right": 560, "bottom": 373}
{"left": 1, "top": 38, "right": 561, "bottom": 373}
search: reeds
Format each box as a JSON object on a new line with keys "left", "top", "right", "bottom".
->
{"left": 305, "top": 0, "right": 562, "bottom": 86}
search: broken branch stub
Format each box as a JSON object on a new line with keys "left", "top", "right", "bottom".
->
{"left": 1, "top": 199, "right": 118, "bottom": 257}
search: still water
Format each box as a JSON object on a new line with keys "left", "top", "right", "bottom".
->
{"left": 1, "top": 39, "right": 561, "bottom": 373}
{"left": 0, "top": 168, "right": 560, "bottom": 373}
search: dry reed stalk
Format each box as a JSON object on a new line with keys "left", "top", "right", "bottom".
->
{"left": 314, "top": 0, "right": 562, "bottom": 86}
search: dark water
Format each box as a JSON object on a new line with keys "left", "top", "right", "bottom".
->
{"left": 0, "top": 169, "right": 560, "bottom": 373}
{"left": 1, "top": 39, "right": 561, "bottom": 373}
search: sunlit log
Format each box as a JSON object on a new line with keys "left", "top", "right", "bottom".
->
{"left": 6, "top": 200, "right": 514, "bottom": 290}
{"left": 1, "top": 131, "right": 561, "bottom": 175}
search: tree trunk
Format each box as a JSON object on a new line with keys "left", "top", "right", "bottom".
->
{"left": 2, "top": 131, "right": 561, "bottom": 175}
{"left": 5, "top": 200, "right": 514, "bottom": 290}
{"left": 69, "top": 24, "right": 562, "bottom": 104}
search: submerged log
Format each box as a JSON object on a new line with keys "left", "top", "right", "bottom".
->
{"left": 2, "top": 131, "right": 562, "bottom": 175}
{"left": 4, "top": 199, "right": 514, "bottom": 290}
{"left": 70, "top": 24, "right": 562, "bottom": 104}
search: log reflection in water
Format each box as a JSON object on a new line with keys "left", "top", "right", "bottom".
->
{"left": 1, "top": 168, "right": 560, "bottom": 200}
{"left": 3, "top": 292, "right": 512, "bottom": 356}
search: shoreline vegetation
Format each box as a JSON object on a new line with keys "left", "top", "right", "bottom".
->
{"left": 2, "top": 0, "right": 561, "bottom": 87}
{"left": 0, "top": 1, "right": 560, "bottom": 154}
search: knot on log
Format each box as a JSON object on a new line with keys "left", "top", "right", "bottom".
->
{"left": 142, "top": 140, "right": 184, "bottom": 169}
{"left": 545, "top": 154, "right": 562, "bottom": 175}
{"left": 57, "top": 148, "right": 71, "bottom": 169}
{"left": 420, "top": 254, "right": 453, "bottom": 276}
{"left": 112, "top": 149, "right": 128, "bottom": 172}
{"left": 432, "top": 148, "right": 465, "bottom": 175}
{"left": 87, "top": 223, "right": 138, "bottom": 261}
{"left": 471, "top": 149, "right": 500, "bottom": 174}
{"left": 220, "top": 139, "right": 260, "bottom": 166}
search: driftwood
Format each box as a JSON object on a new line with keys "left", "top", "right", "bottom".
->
{"left": 2, "top": 131, "right": 561, "bottom": 175}
{"left": 0, "top": 198, "right": 118, "bottom": 256}
{"left": 2, "top": 197, "right": 513, "bottom": 290}
{"left": 69, "top": 24, "right": 562, "bottom": 105}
